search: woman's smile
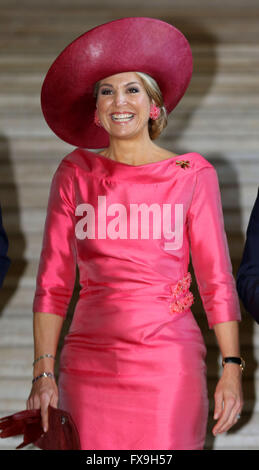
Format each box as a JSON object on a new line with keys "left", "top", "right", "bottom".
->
{"left": 110, "top": 112, "right": 135, "bottom": 123}
{"left": 96, "top": 72, "right": 151, "bottom": 135}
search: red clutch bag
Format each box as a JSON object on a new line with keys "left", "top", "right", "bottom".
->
{"left": 0, "top": 405, "right": 81, "bottom": 450}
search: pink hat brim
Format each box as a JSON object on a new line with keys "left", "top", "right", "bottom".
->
{"left": 41, "top": 17, "right": 193, "bottom": 148}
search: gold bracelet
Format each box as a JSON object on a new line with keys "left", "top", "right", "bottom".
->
{"left": 32, "top": 354, "right": 55, "bottom": 367}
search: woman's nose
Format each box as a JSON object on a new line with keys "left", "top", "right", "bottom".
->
{"left": 113, "top": 90, "right": 127, "bottom": 106}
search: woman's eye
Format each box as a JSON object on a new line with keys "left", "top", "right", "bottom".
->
{"left": 100, "top": 87, "right": 139, "bottom": 95}
{"left": 128, "top": 87, "right": 139, "bottom": 93}
{"left": 100, "top": 89, "right": 112, "bottom": 95}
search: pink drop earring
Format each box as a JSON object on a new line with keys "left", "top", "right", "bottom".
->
{"left": 94, "top": 109, "right": 102, "bottom": 127}
{"left": 149, "top": 103, "right": 161, "bottom": 120}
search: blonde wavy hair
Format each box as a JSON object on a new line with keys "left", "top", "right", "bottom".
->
{"left": 93, "top": 71, "right": 168, "bottom": 140}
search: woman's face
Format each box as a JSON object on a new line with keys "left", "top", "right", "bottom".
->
{"left": 95, "top": 71, "right": 152, "bottom": 140}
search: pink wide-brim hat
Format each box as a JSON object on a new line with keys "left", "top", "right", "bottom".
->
{"left": 41, "top": 16, "right": 193, "bottom": 149}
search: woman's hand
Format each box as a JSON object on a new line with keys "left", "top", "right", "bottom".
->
{"left": 212, "top": 363, "right": 244, "bottom": 436}
{"left": 28, "top": 312, "right": 64, "bottom": 432}
{"left": 26, "top": 377, "right": 59, "bottom": 433}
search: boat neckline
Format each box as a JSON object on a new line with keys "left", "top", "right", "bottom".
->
{"left": 81, "top": 148, "right": 196, "bottom": 169}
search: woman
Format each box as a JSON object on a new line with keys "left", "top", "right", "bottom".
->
{"left": 27, "top": 17, "right": 244, "bottom": 450}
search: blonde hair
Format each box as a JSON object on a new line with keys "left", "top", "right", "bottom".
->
{"left": 135, "top": 72, "right": 168, "bottom": 140}
{"left": 93, "top": 71, "right": 168, "bottom": 140}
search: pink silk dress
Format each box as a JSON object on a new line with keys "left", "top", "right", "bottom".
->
{"left": 32, "top": 148, "right": 241, "bottom": 450}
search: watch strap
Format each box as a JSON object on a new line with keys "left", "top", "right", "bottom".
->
{"left": 222, "top": 356, "right": 245, "bottom": 372}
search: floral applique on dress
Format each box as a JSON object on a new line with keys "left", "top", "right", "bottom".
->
{"left": 169, "top": 271, "right": 194, "bottom": 314}
{"left": 175, "top": 160, "right": 191, "bottom": 169}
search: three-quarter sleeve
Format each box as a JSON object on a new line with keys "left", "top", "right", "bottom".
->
{"left": 187, "top": 165, "right": 241, "bottom": 329}
{"left": 32, "top": 161, "right": 77, "bottom": 317}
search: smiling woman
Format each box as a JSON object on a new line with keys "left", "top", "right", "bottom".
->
{"left": 93, "top": 71, "right": 168, "bottom": 140}
{"left": 25, "top": 16, "right": 243, "bottom": 452}
{"left": 92, "top": 71, "right": 165, "bottom": 160}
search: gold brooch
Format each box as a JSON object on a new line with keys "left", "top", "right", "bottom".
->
{"left": 175, "top": 160, "right": 190, "bottom": 169}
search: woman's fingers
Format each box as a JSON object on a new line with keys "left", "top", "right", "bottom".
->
{"left": 213, "top": 389, "right": 223, "bottom": 420}
{"left": 213, "top": 393, "right": 234, "bottom": 435}
{"left": 212, "top": 367, "right": 243, "bottom": 436}
{"left": 213, "top": 394, "right": 242, "bottom": 435}
{"left": 49, "top": 389, "right": 59, "bottom": 408}
{"left": 40, "top": 391, "right": 51, "bottom": 433}
{"left": 223, "top": 403, "right": 242, "bottom": 432}
{"left": 218, "top": 395, "right": 243, "bottom": 434}
{"left": 26, "top": 390, "right": 41, "bottom": 410}
{"left": 40, "top": 381, "right": 59, "bottom": 431}
{"left": 26, "top": 379, "right": 58, "bottom": 432}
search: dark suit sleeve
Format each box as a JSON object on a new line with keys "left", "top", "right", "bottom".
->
{"left": 0, "top": 205, "right": 11, "bottom": 288}
{"left": 236, "top": 187, "right": 259, "bottom": 323}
